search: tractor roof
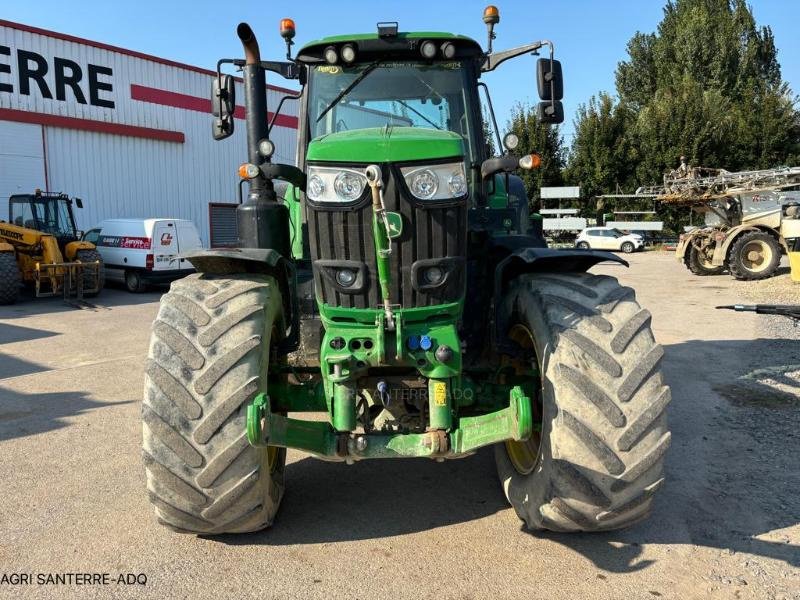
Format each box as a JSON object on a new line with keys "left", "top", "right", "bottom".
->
{"left": 297, "top": 31, "right": 484, "bottom": 63}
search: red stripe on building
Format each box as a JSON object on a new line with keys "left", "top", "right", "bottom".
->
{"left": 130, "top": 84, "right": 299, "bottom": 129}
{"left": 0, "top": 108, "right": 185, "bottom": 143}
{"left": 0, "top": 19, "right": 300, "bottom": 96}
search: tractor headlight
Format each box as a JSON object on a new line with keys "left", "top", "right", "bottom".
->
{"left": 334, "top": 171, "right": 366, "bottom": 201}
{"left": 306, "top": 166, "right": 367, "bottom": 202}
{"left": 401, "top": 162, "right": 467, "bottom": 201}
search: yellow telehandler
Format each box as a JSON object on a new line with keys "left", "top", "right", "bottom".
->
{"left": 0, "top": 190, "right": 104, "bottom": 305}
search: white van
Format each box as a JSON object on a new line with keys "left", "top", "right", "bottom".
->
{"left": 83, "top": 219, "right": 202, "bottom": 292}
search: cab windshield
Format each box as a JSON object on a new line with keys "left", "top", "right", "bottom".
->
{"left": 12, "top": 198, "right": 76, "bottom": 238}
{"left": 307, "top": 61, "right": 475, "bottom": 156}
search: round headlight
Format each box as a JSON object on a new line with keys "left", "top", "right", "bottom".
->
{"left": 258, "top": 138, "right": 275, "bottom": 158}
{"left": 334, "top": 171, "right": 366, "bottom": 201}
{"left": 420, "top": 40, "right": 437, "bottom": 59}
{"left": 307, "top": 175, "right": 326, "bottom": 200}
{"left": 324, "top": 46, "right": 338, "bottom": 64}
{"left": 503, "top": 132, "right": 519, "bottom": 151}
{"left": 341, "top": 44, "right": 356, "bottom": 63}
{"left": 441, "top": 42, "right": 456, "bottom": 59}
{"left": 409, "top": 169, "right": 438, "bottom": 199}
{"left": 336, "top": 269, "right": 357, "bottom": 287}
{"left": 448, "top": 173, "right": 467, "bottom": 197}
{"left": 423, "top": 266, "right": 444, "bottom": 285}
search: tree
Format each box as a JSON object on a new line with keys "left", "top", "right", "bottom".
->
{"left": 567, "top": 0, "right": 800, "bottom": 232}
{"left": 505, "top": 102, "right": 565, "bottom": 204}
{"left": 563, "top": 93, "right": 635, "bottom": 200}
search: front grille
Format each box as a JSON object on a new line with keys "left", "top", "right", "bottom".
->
{"left": 307, "top": 164, "right": 468, "bottom": 309}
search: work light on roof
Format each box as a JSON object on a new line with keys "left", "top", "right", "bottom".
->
{"left": 420, "top": 40, "right": 437, "bottom": 59}
{"left": 324, "top": 46, "right": 338, "bottom": 64}
{"left": 341, "top": 44, "right": 357, "bottom": 63}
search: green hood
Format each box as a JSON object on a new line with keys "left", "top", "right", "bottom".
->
{"left": 306, "top": 127, "right": 464, "bottom": 163}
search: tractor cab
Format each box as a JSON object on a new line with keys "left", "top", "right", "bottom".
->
{"left": 8, "top": 191, "right": 83, "bottom": 245}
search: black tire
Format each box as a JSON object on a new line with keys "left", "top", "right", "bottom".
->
{"left": 75, "top": 249, "right": 105, "bottom": 296}
{"left": 620, "top": 241, "right": 635, "bottom": 254}
{"left": 495, "top": 272, "right": 671, "bottom": 532}
{"left": 727, "top": 231, "right": 782, "bottom": 281}
{"left": 143, "top": 273, "right": 286, "bottom": 534}
{"left": 685, "top": 245, "right": 724, "bottom": 276}
{"left": 126, "top": 270, "right": 147, "bottom": 293}
{"left": 576, "top": 242, "right": 590, "bottom": 250}
{"left": 0, "top": 251, "right": 21, "bottom": 305}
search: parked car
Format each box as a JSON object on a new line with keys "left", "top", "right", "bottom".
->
{"left": 575, "top": 226, "right": 644, "bottom": 253}
{"left": 83, "top": 218, "right": 202, "bottom": 292}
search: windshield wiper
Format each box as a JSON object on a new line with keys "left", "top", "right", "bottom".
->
{"left": 395, "top": 99, "right": 442, "bottom": 130}
{"left": 316, "top": 61, "right": 381, "bottom": 124}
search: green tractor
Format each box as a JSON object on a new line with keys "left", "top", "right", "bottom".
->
{"left": 142, "top": 7, "right": 670, "bottom": 534}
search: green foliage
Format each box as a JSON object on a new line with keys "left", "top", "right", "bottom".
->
{"left": 567, "top": 0, "right": 800, "bottom": 232}
{"left": 505, "top": 102, "right": 566, "bottom": 203}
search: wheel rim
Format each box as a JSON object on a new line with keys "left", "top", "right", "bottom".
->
{"left": 267, "top": 446, "right": 280, "bottom": 473}
{"left": 623, "top": 243, "right": 633, "bottom": 253}
{"left": 741, "top": 240, "right": 773, "bottom": 273}
{"left": 504, "top": 323, "right": 543, "bottom": 475}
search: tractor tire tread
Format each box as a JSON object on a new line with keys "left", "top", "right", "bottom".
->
{"left": 142, "top": 273, "right": 285, "bottom": 534}
{"left": 495, "top": 272, "right": 670, "bottom": 532}
{"left": 0, "top": 252, "right": 21, "bottom": 305}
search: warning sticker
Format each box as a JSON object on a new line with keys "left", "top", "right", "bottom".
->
{"left": 433, "top": 382, "right": 447, "bottom": 407}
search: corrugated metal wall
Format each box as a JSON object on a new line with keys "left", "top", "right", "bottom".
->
{"left": 1, "top": 22, "right": 299, "bottom": 244}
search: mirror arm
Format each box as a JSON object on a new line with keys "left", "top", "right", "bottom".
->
{"left": 259, "top": 60, "right": 300, "bottom": 80}
{"left": 481, "top": 40, "right": 552, "bottom": 72}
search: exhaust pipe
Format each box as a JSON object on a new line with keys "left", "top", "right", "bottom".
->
{"left": 237, "top": 22, "right": 261, "bottom": 65}
{"left": 234, "top": 23, "right": 289, "bottom": 254}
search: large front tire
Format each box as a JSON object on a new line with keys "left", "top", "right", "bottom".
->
{"left": 685, "top": 244, "right": 724, "bottom": 276}
{"left": 495, "top": 272, "right": 671, "bottom": 531}
{"left": 0, "top": 252, "right": 21, "bottom": 305}
{"left": 75, "top": 249, "right": 105, "bottom": 296}
{"left": 727, "top": 231, "right": 781, "bottom": 280}
{"left": 142, "top": 273, "right": 286, "bottom": 534}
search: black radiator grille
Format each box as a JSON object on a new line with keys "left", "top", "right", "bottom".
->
{"left": 308, "top": 165, "right": 467, "bottom": 309}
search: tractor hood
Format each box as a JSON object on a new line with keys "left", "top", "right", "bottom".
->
{"left": 306, "top": 127, "right": 465, "bottom": 164}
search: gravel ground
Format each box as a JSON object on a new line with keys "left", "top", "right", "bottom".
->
{"left": 736, "top": 259, "right": 800, "bottom": 341}
{"left": 0, "top": 252, "right": 798, "bottom": 599}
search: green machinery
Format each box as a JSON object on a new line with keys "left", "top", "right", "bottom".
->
{"left": 142, "top": 7, "right": 671, "bottom": 534}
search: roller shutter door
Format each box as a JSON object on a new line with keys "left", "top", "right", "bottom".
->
{"left": 209, "top": 203, "right": 238, "bottom": 248}
{"left": 0, "top": 121, "right": 46, "bottom": 219}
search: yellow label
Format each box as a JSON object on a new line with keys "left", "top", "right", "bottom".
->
{"left": 433, "top": 382, "right": 447, "bottom": 406}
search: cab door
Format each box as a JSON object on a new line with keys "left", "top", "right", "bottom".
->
{"left": 152, "top": 221, "right": 179, "bottom": 271}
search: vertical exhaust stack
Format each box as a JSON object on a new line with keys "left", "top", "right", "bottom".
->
{"left": 235, "top": 22, "right": 290, "bottom": 256}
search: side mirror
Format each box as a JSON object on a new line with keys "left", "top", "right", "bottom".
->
{"left": 74, "top": 198, "right": 83, "bottom": 209}
{"left": 212, "top": 74, "right": 236, "bottom": 140}
{"left": 537, "top": 100, "right": 564, "bottom": 124}
{"left": 537, "top": 58, "right": 563, "bottom": 101}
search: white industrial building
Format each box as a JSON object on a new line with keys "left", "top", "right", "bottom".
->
{"left": 0, "top": 19, "right": 299, "bottom": 246}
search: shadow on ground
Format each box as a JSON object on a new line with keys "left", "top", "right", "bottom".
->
{"left": 214, "top": 448, "right": 507, "bottom": 545}
{"left": 0, "top": 386, "right": 126, "bottom": 442}
{"left": 215, "top": 337, "right": 798, "bottom": 574}
{"left": 0, "top": 287, "right": 163, "bottom": 320}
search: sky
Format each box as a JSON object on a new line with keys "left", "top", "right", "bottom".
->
{"left": 2, "top": 0, "right": 799, "bottom": 145}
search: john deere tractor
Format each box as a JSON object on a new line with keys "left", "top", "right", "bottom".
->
{"left": 142, "top": 7, "right": 670, "bottom": 534}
